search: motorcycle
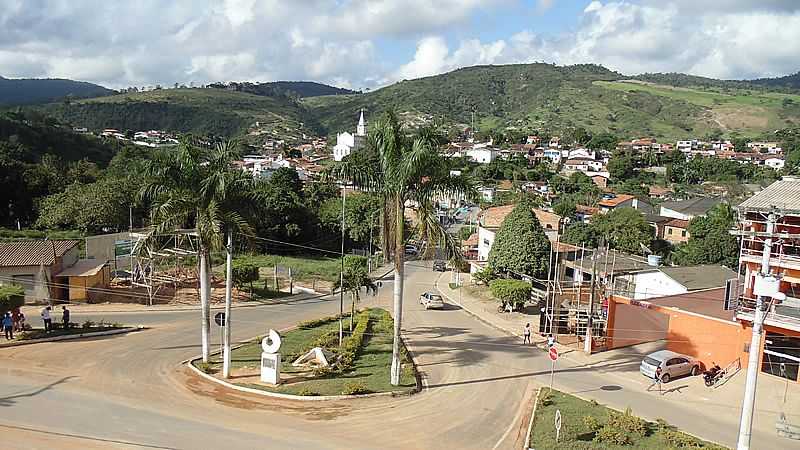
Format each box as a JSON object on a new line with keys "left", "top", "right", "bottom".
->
{"left": 703, "top": 363, "right": 723, "bottom": 387}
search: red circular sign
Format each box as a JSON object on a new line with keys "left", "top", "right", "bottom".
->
{"left": 548, "top": 347, "right": 559, "bottom": 361}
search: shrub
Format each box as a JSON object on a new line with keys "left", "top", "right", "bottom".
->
{"left": 342, "top": 381, "right": 371, "bottom": 395}
{"left": 297, "top": 387, "right": 319, "bottom": 396}
{"left": 82, "top": 320, "right": 96, "bottom": 329}
{"left": 313, "top": 330, "right": 339, "bottom": 349}
{"left": 472, "top": 266, "right": 496, "bottom": 285}
{"left": 489, "top": 279, "right": 531, "bottom": 310}
{"left": 539, "top": 388, "right": 553, "bottom": 407}
{"left": 582, "top": 416, "right": 601, "bottom": 432}
{"left": 336, "top": 311, "right": 370, "bottom": 372}
{"left": 196, "top": 362, "right": 215, "bottom": 374}
{"left": 609, "top": 407, "right": 647, "bottom": 438}
{"left": 0, "top": 284, "right": 24, "bottom": 313}
{"left": 594, "top": 425, "right": 632, "bottom": 446}
{"left": 298, "top": 312, "right": 352, "bottom": 329}
{"left": 663, "top": 429, "right": 706, "bottom": 448}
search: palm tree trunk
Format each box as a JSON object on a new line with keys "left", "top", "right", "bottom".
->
{"left": 199, "top": 248, "right": 211, "bottom": 363}
{"left": 390, "top": 197, "right": 405, "bottom": 386}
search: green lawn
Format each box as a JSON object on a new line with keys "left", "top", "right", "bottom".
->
{"left": 529, "top": 389, "right": 726, "bottom": 449}
{"left": 197, "top": 308, "right": 417, "bottom": 396}
{"left": 233, "top": 254, "right": 342, "bottom": 283}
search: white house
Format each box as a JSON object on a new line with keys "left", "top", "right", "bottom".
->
{"left": 618, "top": 265, "right": 736, "bottom": 300}
{"left": 764, "top": 157, "right": 785, "bottom": 170}
{"left": 466, "top": 146, "right": 497, "bottom": 164}
{"left": 333, "top": 110, "right": 367, "bottom": 161}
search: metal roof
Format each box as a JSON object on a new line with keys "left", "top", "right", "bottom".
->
{"left": 659, "top": 265, "right": 736, "bottom": 291}
{"left": 55, "top": 259, "right": 107, "bottom": 278}
{"left": 737, "top": 176, "right": 800, "bottom": 214}
{"left": 0, "top": 240, "right": 79, "bottom": 267}
{"left": 660, "top": 197, "right": 723, "bottom": 217}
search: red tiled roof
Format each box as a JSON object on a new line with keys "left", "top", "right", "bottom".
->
{"left": 479, "top": 204, "right": 515, "bottom": 228}
{"left": 463, "top": 233, "right": 479, "bottom": 246}
{"left": 0, "top": 240, "right": 79, "bottom": 267}
{"left": 598, "top": 194, "right": 634, "bottom": 208}
{"left": 576, "top": 205, "right": 599, "bottom": 215}
{"left": 664, "top": 218, "right": 689, "bottom": 229}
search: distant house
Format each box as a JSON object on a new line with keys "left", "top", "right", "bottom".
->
{"left": 764, "top": 157, "right": 785, "bottom": 170}
{"left": 598, "top": 194, "right": 653, "bottom": 214}
{"left": 644, "top": 214, "right": 673, "bottom": 239}
{"left": 466, "top": 146, "right": 497, "bottom": 164}
{"left": 617, "top": 265, "right": 737, "bottom": 300}
{"left": 660, "top": 197, "right": 722, "bottom": 221}
{"left": 575, "top": 205, "right": 599, "bottom": 223}
{"left": 0, "top": 240, "right": 110, "bottom": 303}
{"left": 591, "top": 175, "right": 609, "bottom": 189}
{"left": 663, "top": 218, "right": 690, "bottom": 244}
{"left": 648, "top": 185, "right": 673, "bottom": 200}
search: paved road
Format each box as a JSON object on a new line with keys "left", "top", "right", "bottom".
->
{"left": 3, "top": 262, "right": 794, "bottom": 449}
{"left": 0, "top": 262, "right": 539, "bottom": 449}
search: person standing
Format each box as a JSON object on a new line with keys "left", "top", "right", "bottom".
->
{"left": 523, "top": 323, "right": 532, "bottom": 345}
{"left": 41, "top": 306, "right": 52, "bottom": 333}
{"left": 3, "top": 313, "right": 13, "bottom": 340}
{"left": 61, "top": 306, "right": 71, "bottom": 330}
{"left": 547, "top": 334, "right": 555, "bottom": 349}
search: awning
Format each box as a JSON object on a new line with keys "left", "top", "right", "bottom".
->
{"left": 55, "top": 260, "right": 107, "bottom": 278}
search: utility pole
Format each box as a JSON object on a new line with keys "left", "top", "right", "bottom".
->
{"left": 737, "top": 211, "right": 777, "bottom": 450}
{"left": 222, "top": 230, "right": 233, "bottom": 378}
{"left": 368, "top": 211, "right": 375, "bottom": 273}
{"left": 584, "top": 246, "right": 598, "bottom": 354}
{"left": 339, "top": 187, "right": 346, "bottom": 346}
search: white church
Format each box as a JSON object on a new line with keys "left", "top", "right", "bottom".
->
{"left": 333, "top": 109, "right": 367, "bottom": 162}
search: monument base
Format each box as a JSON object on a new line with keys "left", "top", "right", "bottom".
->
{"left": 261, "top": 352, "right": 281, "bottom": 384}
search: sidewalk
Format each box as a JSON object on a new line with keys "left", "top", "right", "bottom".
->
{"left": 436, "top": 272, "right": 800, "bottom": 449}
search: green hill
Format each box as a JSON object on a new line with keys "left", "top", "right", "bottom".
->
{"left": 0, "top": 76, "right": 114, "bottom": 106}
{"left": 36, "top": 88, "right": 320, "bottom": 143}
{"left": 27, "top": 64, "right": 800, "bottom": 143}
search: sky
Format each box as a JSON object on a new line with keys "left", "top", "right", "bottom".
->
{"left": 1, "top": 0, "right": 799, "bottom": 90}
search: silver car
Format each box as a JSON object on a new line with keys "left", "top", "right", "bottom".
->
{"left": 640, "top": 350, "right": 700, "bottom": 383}
{"left": 419, "top": 292, "right": 445, "bottom": 310}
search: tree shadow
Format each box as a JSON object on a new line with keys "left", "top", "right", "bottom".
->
{"left": 0, "top": 376, "right": 77, "bottom": 408}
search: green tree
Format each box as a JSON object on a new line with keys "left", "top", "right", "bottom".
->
{"left": 591, "top": 207, "right": 653, "bottom": 255}
{"left": 608, "top": 150, "right": 636, "bottom": 182}
{"left": 672, "top": 203, "right": 738, "bottom": 267}
{"left": 489, "top": 279, "right": 531, "bottom": 311}
{"left": 319, "top": 192, "right": 382, "bottom": 248}
{"left": 0, "top": 284, "right": 24, "bottom": 313}
{"left": 140, "top": 139, "right": 255, "bottom": 362}
{"left": 488, "top": 202, "right": 551, "bottom": 278}
{"left": 561, "top": 222, "right": 598, "bottom": 248}
{"left": 231, "top": 260, "right": 259, "bottom": 298}
{"left": 331, "top": 111, "right": 475, "bottom": 385}
{"left": 335, "top": 255, "right": 377, "bottom": 330}
{"left": 35, "top": 178, "right": 135, "bottom": 233}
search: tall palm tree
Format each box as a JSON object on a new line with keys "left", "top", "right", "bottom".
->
{"left": 140, "top": 139, "right": 254, "bottom": 363}
{"left": 332, "top": 111, "right": 475, "bottom": 385}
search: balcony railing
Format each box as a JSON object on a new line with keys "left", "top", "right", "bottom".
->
{"left": 736, "top": 296, "right": 800, "bottom": 331}
{"left": 740, "top": 248, "right": 800, "bottom": 269}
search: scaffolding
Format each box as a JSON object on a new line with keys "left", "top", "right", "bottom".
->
{"left": 129, "top": 228, "right": 200, "bottom": 306}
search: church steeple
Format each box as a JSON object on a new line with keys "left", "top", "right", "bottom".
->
{"left": 356, "top": 108, "right": 366, "bottom": 136}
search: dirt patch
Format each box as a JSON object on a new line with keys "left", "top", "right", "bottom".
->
{"left": 711, "top": 106, "right": 769, "bottom": 130}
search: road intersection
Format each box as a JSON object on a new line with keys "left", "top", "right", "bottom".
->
{"left": 1, "top": 261, "right": 796, "bottom": 449}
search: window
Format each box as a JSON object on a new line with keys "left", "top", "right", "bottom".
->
{"left": 681, "top": 230, "right": 687, "bottom": 237}
{"left": 668, "top": 228, "right": 673, "bottom": 235}
{"left": 483, "top": 239, "right": 491, "bottom": 246}
{"left": 666, "top": 358, "right": 679, "bottom": 366}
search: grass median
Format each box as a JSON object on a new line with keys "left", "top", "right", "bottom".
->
{"left": 194, "top": 307, "right": 417, "bottom": 396}
{"left": 529, "top": 388, "right": 727, "bottom": 449}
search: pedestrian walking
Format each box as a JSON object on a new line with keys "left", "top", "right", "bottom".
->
{"left": 3, "top": 312, "right": 13, "bottom": 340}
{"left": 547, "top": 334, "right": 555, "bottom": 349}
{"left": 41, "top": 306, "right": 52, "bottom": 333}
{"left": 11, "top": 308, "right": 20, "bottom": 332}
{"left": 17, "top": 311, "right": 25, "bottom": 331}
{"left": 523, "top": 323, "right": 531, "bottom": 345}
{"left": 62, "top": 305, "right": 71, "bottom": 330}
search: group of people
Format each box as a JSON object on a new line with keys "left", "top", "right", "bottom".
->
{"left": 1, "top": 305, "right": 71, "bottom": 340}
{"left": 2, "top": 309, "right": 26, "bottom": 340}
{"left": 522, "top": 323, "right": 556, "bottom": 349}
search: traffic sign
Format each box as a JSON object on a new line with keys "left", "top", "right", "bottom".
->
{"left": 214, "top": 312, "right": 226, "bottom": 326}
{"left": 548, "top": 347, "right": 559, "bottom": 361}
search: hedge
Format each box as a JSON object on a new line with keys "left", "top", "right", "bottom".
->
{"left": 489, "top": 279, "right": 531, "bottom": 308}
{"left": 0, "top": 284, "right": 24, "bottom": 313}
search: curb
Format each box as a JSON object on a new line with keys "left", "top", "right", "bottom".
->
{"left": 32, "top": 291, "right": 329, "bottom": 314}
{"left": 524, "top": 387, "right": 542, "bottom": 450}
{"left": 0, "top": 326, "right": 144, "bottom": 348}
{"left": 183, "top": 315, "right": 421, "bottom": 402}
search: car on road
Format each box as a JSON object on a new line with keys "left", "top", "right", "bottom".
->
{"left": 419, "top": 292, "right": 445, "bottom": 310}
{"left": 405, "top": 244, "right": 419, "bottom": 256}
{"left": 432, "top": 260, "right": 447, "bottom": 272}
{"left": 640, "top": 350, "right": 700, "bottom": 383}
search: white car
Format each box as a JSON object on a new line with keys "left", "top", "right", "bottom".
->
{"left": 640, "top": 350, "right": 700, "bottom": 383}
{"left": 419, "top": 292, "right": 445, "bottom": 310}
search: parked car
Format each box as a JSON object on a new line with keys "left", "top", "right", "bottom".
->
{"left": 432, "top": 260, "right": 447, "bottom": 272}
{"left": 419, "top": 292, "right": 445, "bottom": 309}
{"left": 404, "top": 244, "right": 419, "bottom": 256}
{"left": 640, "top": 350, "right": 700, "bottom": 383}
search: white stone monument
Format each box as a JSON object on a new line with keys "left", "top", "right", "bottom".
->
{"left": 260, "top": 329, "right": 282, "bottom": 385}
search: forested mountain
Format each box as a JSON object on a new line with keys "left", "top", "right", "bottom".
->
{"left": 23, "top": 63, "right": 800, "bottom": 142}
{"left": 0, "top": 76, "right": 114, "bottom": 106}
{"left": 751, "top": 72, "right": 800, "bottom": 90}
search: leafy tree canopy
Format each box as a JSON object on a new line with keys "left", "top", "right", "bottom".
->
{"left": 591, "top": 207, "right": 653, "bottom": 255}
{"left": 488, "top": 201, "right": 551, "bottom": 278}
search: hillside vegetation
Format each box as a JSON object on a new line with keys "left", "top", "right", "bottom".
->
{"left": 0, "top": 76, "right": 114, "bottom": 106}
{"left": 23, "top": 63, "right": 800, "bottom": 142}
{"left": 38, "top": 88, "right": 320, "bottom": 142}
